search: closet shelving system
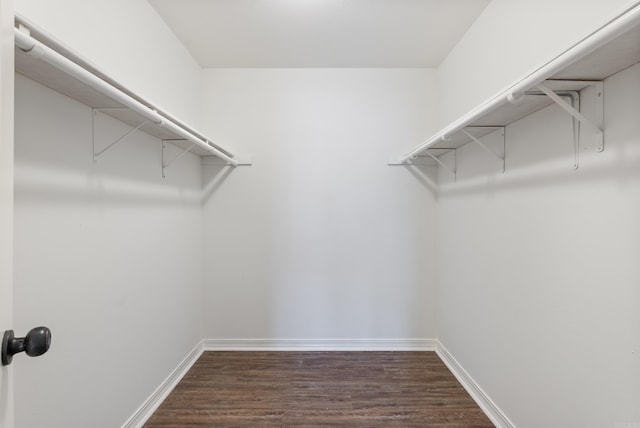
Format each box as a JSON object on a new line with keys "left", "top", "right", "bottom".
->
{"left": 390, "top": 2, "right": 640, "bottom": 175}
{"left": 13, "top": 16, "right": 251, "bottom": 178}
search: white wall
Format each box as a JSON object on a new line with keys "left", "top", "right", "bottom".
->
{"left": 11, "top": 3, "right": 640, "bottom": 427}
{"left": 13, "top": 75, "right": 205, "bottom": 428}
{"left": 200, "top": 69, "right": 439, "bottom": 340}
{"left": 437, "top": 0, "right": 635, "bottom": 126}
{"left": 0, "top": 0, "right": 14, "bottom": 426}
{"left": 14, "top": 0, "right": 204, "bottom": 128}
{"left": 436, "top": 63, "right": 640, "bottom": 427}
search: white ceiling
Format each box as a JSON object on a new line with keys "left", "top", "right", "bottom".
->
{"left": 148, "top": 0, "right": 491, "bottom": 68}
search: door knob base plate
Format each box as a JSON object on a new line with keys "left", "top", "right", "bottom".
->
{"left": 1, "top": 329, "right": 15, "bottom": 366}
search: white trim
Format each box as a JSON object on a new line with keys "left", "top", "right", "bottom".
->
{"left": 121, "top": 338, "right": 511, "bottom": 428}
{"left": 121, "top": 341, "right": 205, "bottom": 428}
{"left": 203, "top": 338, "right": 437, "bottom": 351}
{"left": 436, "top": 341, "right": 516, "bottom": 428}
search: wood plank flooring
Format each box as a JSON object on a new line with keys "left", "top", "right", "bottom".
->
{"left": 144, "top": 351, "right": 494, "bottom": 427}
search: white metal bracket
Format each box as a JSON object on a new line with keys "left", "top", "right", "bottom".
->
{"left": 576, "top": 81, "right": 605, "bottom": 154}
{"left": 536, "top": 82, "right": 604, "bottom": 167}
{"left": 388, "top": 147, "right": 456, "bottom": 180}
{"left": 92, "top": 108, "right": 147, "bottom": 162}
{"left": 461, "top": 127, "right": 506, "bottom": 173}
{"left": 423, "top": 148, "right": 457, "bottom": 180}
{"left": 200, "top": 155, "right": 253, "bottom": 166}
{"left": 536, "top": 84, "right": 602, "bottom": 134}
{"left": 525, "top": 90, "right": 581, "bottom": 169}
{"left": 162, "top": 140, "right": 196, "bottom": 178}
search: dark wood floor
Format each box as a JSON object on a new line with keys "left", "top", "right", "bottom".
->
{"left": 145, "top": 351, "right": 494, "bottom": 427}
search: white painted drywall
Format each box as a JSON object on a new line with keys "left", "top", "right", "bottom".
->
{"left": 14, "top": 0, "right": 204, "bottom": 128}
{"left": 148, "top": 0, "right": 490, "bottom": 68}
{"left": 436, "top": 0, "right": 635, "bottom": 126}
{"left": 13, "top": 75, "right": 205, "bottom": 428}
{"left": 0, "top": 0, "right": 14, "bottom": 426}
{"left": 436, "top": 63, "right": 640, "bottom": 427}
{"left": 200, "top": 69, "right": 439, "bottom": 340}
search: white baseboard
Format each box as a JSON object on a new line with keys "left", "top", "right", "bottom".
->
{"left": 203, "top": 338, "right": 438, "bottom": 351}
{"left": 121, "top": 341, "right": 205, "bottom": 428}
{"left": 435, "top": 340, "right": 515, "bottom": 428}
{"left": 122, "top": 338, "right": 511, "bottom": 428}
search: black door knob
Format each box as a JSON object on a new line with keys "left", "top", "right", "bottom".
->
{"left": 1, "top": 327, "right": 52, "bottom": 366}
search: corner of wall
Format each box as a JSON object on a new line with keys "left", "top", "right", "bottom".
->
{"left": 121, "top": 341, "right": 205, "bottom": 428}
{"left": 436, "top": 341, "right": 515, "bottom": 428}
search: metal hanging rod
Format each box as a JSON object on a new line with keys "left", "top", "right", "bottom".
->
{"left": 391, "top": 1, "right": 640, "bottom": 165}
{"left": 14, "top": 26, "right": 240, "bottom": 166}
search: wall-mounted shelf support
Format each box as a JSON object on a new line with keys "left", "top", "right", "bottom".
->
{"left": 389, "top": 0, "right": 640, "bottom": 171}
{"left": 535, "top": 84, "right": 602, "bottom": 135}
{"left": 521, "top": 90, "right": 581, "bottom": 169}
{"left": 92, "top": 108, "right": 148, "bottom": 162}
{"left": 536, "top": 83, "right": 604, "bottom": 155}
{"left": 460, "top": 127, "right": 505, "bottom": 173}
{"left": 572, "top": 108, "right": 580, "bottom": 170}
{"left": 14, "top": 22, "right": 249, "bottom": 168}
{"left": 162, "top": 140, "right": 196, "bottom": 178}
{"left": 392, "top": 80, "right": 604, "bottom": 174}
{"left": 423, "top": 148, "right": 456, "bottom": 179}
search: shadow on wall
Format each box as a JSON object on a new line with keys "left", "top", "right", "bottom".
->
{"left": 201, "top": 162, "right": 235, "bottom": 203}
{"left": 436, "top": 121, "right": 640, "bottom": 199}
{"left": 14, "top": 75, "right": 204, "bottom": 208}
{"left": 438, "top": 146, "right": 640, "bottom": 200}
{"left": 0, "top": 368, "right": 8, "bottom": 422}
{"left": 436, "top": 94, "right": 640, "bottom": 199}
{"left": 404, "top": 163, "right": 438, "bottom": 200}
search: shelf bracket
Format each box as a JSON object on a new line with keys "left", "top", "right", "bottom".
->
{"left": 536, "top": 83, "right": 604, "bottom": 162}
{"left": 535, "top": 84, "right": 601, "bottom": 133}
{"left": 571, "top": 96, "right": 580, "bottom": 170}
{"left": 461, "top": 128, "right": 506, "bottom": 173}
{"left": 93, "top": 108, "right": 147, "bottom": 162}
{"left": 524, "top": 91, "right": 581, "bottom": 169}
{"left": 422, "top": 149, "right": 456, "bottom": 179}
{"left": 162, "top": 140, "right": 197, "bottom": 178}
